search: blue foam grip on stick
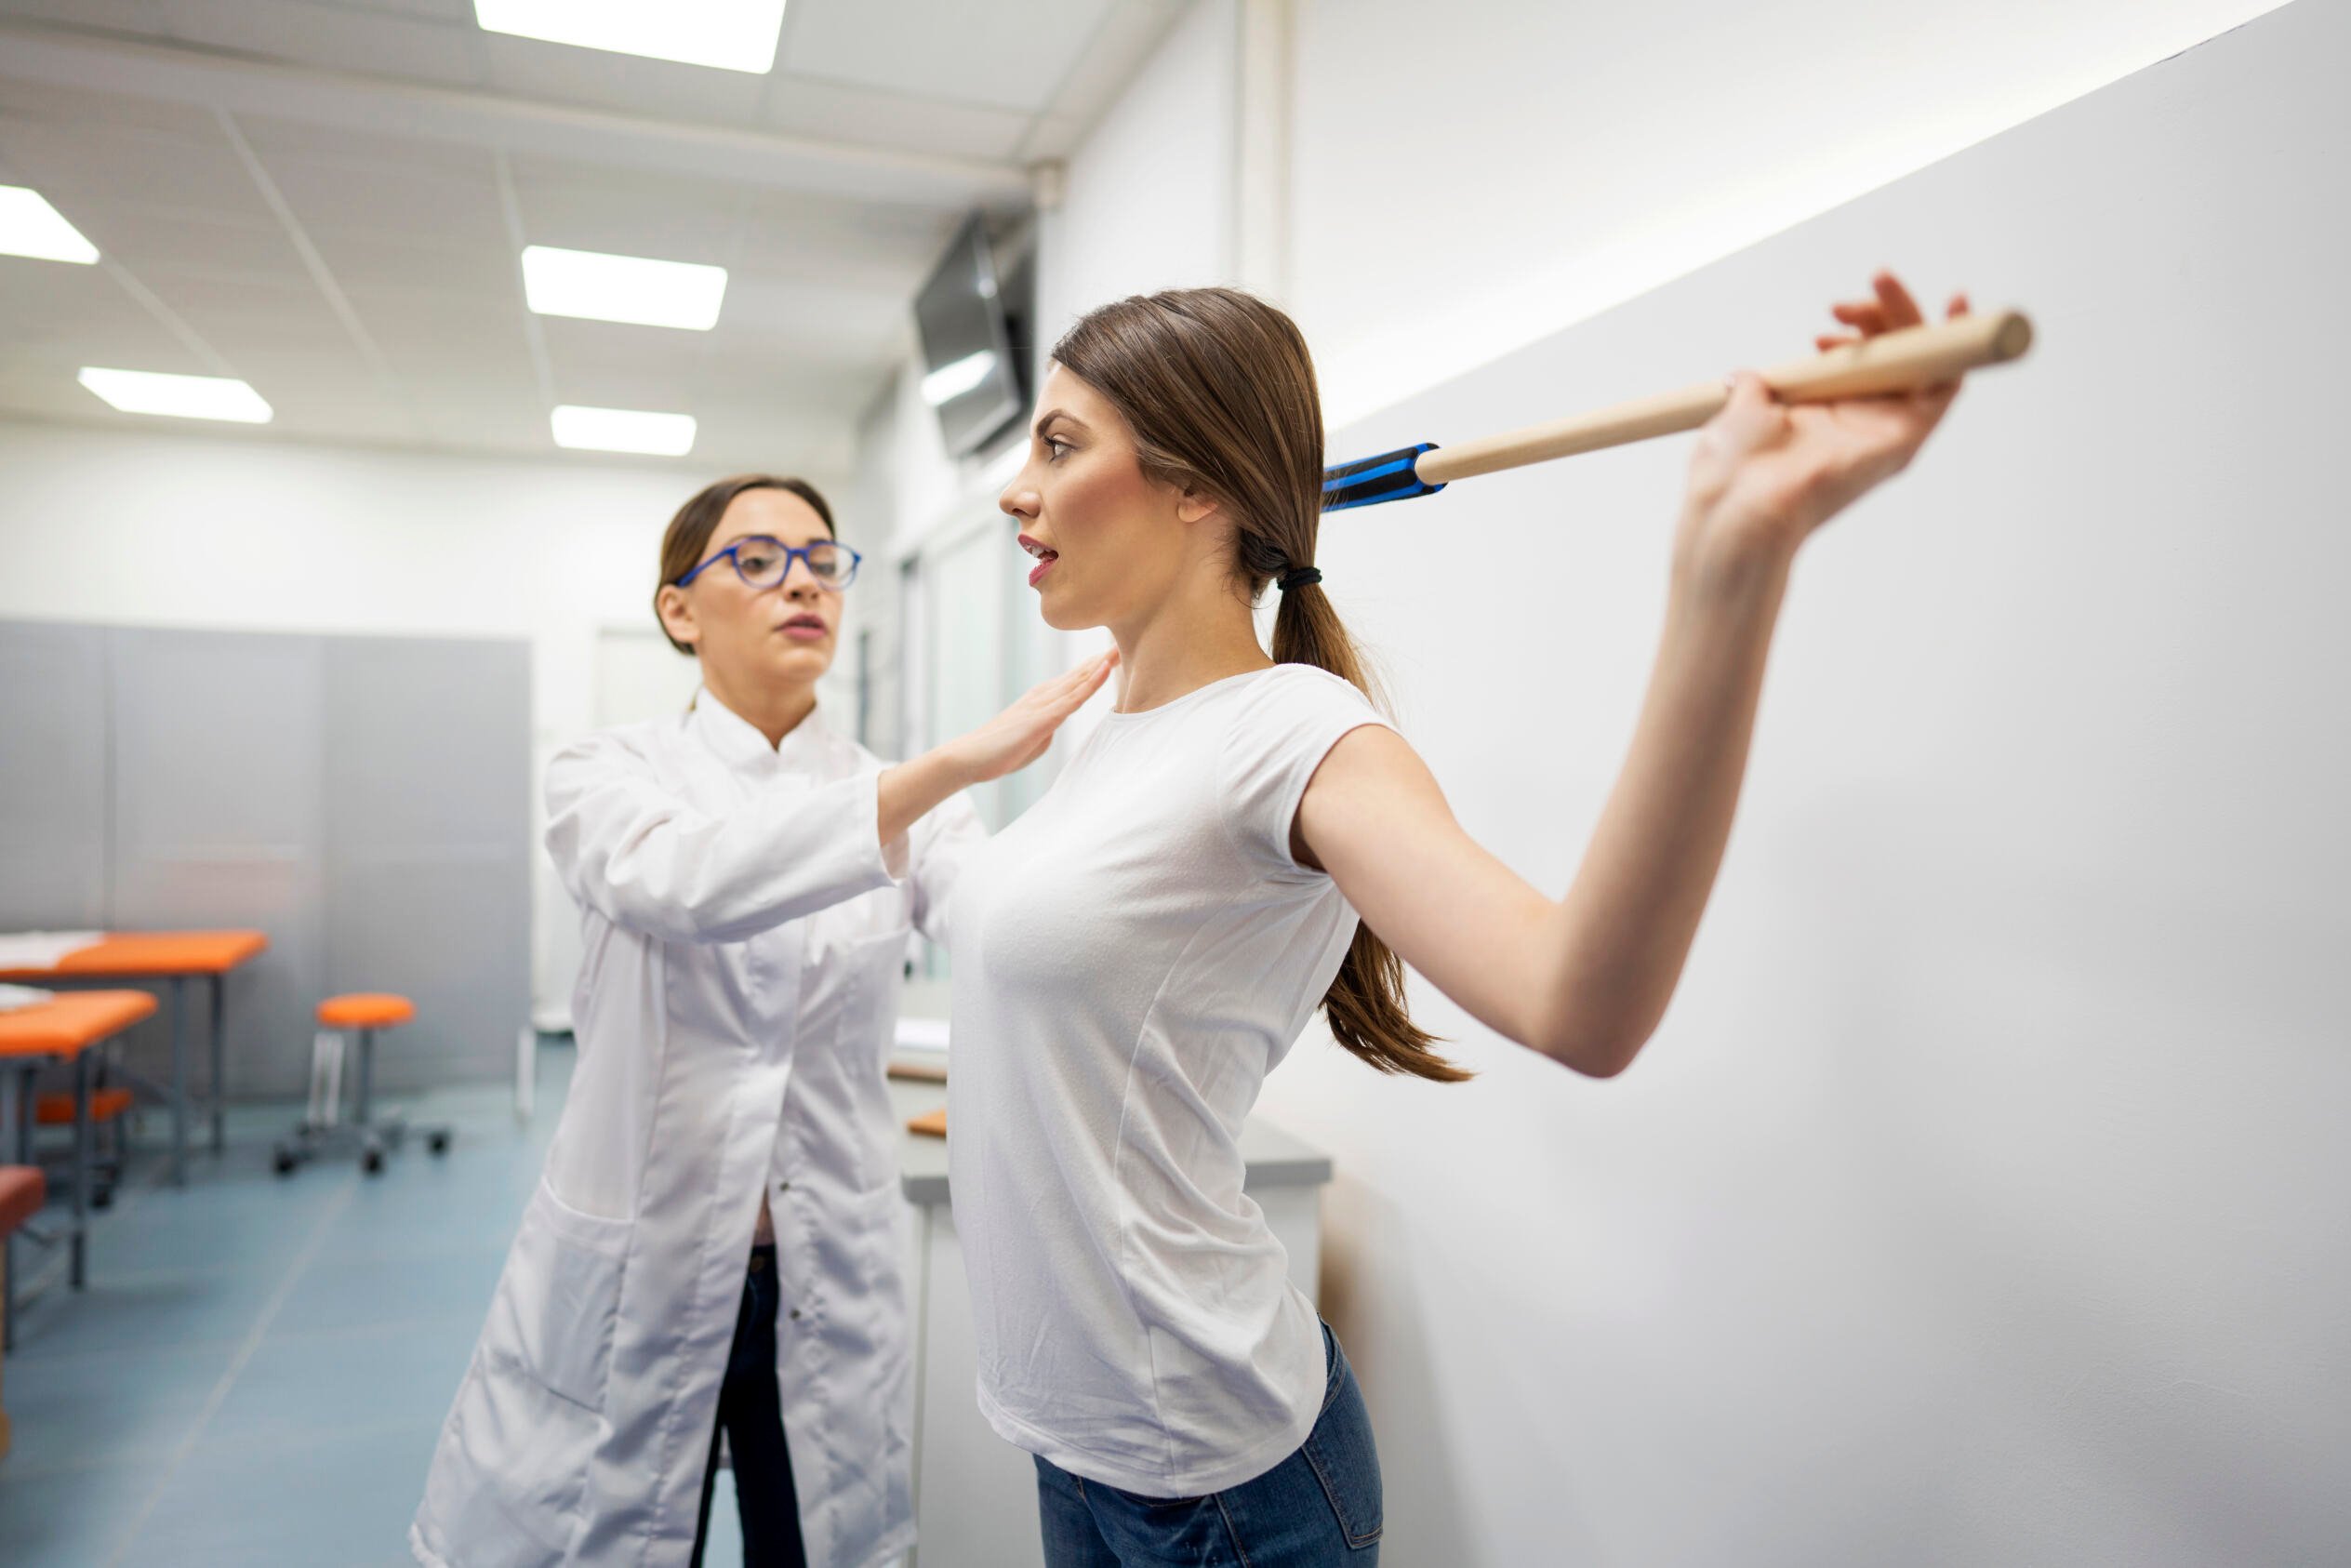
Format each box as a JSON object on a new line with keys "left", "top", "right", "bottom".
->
{"left": 1322, "top": 444, "right": 1445, "bottom": 512}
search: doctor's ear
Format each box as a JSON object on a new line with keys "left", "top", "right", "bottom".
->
{"left": 656, "top": 584, "right": 699, "bottom": 653}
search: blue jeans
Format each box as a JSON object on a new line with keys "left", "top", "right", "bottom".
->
{"left": 1034, "top": 1322, "right": 1382, "bottom": 1566}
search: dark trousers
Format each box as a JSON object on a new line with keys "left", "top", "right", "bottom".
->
{"left": 691, "top": 1243, "right": 809, "bottom": 1568}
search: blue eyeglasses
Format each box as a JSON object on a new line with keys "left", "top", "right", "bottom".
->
{"left": 674, "top": 536, "right": 863, "bottom": 592}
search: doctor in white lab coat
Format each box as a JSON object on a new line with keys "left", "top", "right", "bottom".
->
{"left": 412, "top": 474, "right": 1116, "bottom": 1568}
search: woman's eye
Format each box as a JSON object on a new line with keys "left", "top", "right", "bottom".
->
{"left": 1045, "top": 438, "right": 1070, "bottom": 461}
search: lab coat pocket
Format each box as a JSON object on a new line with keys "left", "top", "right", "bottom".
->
{"left": 496, "top": 1180, "right": 634, "bottom": 1413}
{"left": 842, "top": 924, "right": 910, "bottom": 1049}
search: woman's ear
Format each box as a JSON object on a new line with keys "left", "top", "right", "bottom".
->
{"left": 656, "top": 584, "right": 697, "bottom": 649}
{"left": 1174, "top": 483, "right": 1221, "bottom": 525}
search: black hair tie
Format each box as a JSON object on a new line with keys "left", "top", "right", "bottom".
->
{"left": 1278, "top": 565, "right": 1323, "bottom": 592}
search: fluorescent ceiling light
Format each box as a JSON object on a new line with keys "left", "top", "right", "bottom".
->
{"left": 552, "top": 405, "right": 697, "bottom": 457}
{"left": 922, "top": 351, "right": 997, "bottom": 407}
{"left": 0, "top": 185, "right": 99, "bottom": 263}
{"left": 78, "top": 367, "right": 272, "bottom": 423}
{"left": 474, "top": 0, "right": 788, "bottom": 73}
{"left": 522, "top": 245, "right": 727, "bottom": 330}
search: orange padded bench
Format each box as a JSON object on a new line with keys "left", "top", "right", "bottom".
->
{"left": 2, "top": 1163, "right": 46, "bottom": 1446}
{"left": 0, "top": 991, "right": 160, "bottom": 1308}
{"left": 0, "top": 931, "right": 268, "bottom": 1186}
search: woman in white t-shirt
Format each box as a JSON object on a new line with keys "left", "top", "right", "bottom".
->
{"left": 948, "top": 275, "right": 1974, "bottom": 1565}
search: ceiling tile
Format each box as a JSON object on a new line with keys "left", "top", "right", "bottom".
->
{"left": 0, "top": 78, "right": 222, "bottom": 143}
{"left": 0, "top": 0, "right": 171, "bottom": 33}
{"left": 779, "top": 0, "right": 1117, "bottom": 114}
{"left": 303, "top": 228, "right": 516, "bottom": 295}
{"left": 229, "top": 113, "right": 492, "bottom": 181}
{"left": 73, "top": 209, "right": 310, "bottom": 287}
{"left": 254, "top": 150, "right": 507, "bottom": 245}
{"left": 761, "top": 74, "right": 1033, "bottom": 163}
{"left": 0, "top": 122, "right": 268, "bottom": 219}
{"left": 0, "top": 260, "right": 194, "bottom": 365}
{"left": 150, "top": 273, "right": 356, "bottom": 355}
{"left": 503, "top": 158, "right": 746, "bottom": 264}
{"left": 156, "top": 0, "right": 485, "bottom": 85}
{"left": 310, "top": 0, "right": 468, "bottom": 20}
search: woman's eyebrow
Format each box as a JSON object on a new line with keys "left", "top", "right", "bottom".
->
{"left": 1033, "top": 409, "right": 1088, "bottom": 438}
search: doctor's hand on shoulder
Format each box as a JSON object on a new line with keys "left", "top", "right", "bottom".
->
{"left": 876, "top": 648, "right": 1119, "bottom": 844}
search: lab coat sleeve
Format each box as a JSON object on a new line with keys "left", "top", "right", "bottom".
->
{"left": 544, "top": 731, "right": 901, "bottom": 945}
{"left": 905, "top": 790, "right": 989, "bottom": 948}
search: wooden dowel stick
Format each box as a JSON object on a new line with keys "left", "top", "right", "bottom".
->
{"left": 1413, "top": 311, "right": 2032, "bottom": 487}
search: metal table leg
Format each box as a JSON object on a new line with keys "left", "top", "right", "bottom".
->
{"left": 168, "top": 975, "right": 188, "bottom": 1187}
{"left": 0, "top": 1064, "right": 21, "bottom": 1166}
{"left": 208, "top": 974, "right": 226, "bottom": 1156}
{"left": 72, "top": 1049, "right": 90, "bottom": 1290}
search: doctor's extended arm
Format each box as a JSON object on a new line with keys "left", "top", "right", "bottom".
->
{"left": 548, "top": 651, "right": 1116, "bottom": 945}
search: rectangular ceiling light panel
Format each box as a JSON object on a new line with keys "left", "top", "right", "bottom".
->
{"left": 78, "top": 368, "right": 272, "bottom": 423}
{"left": 475, "top": 1, "right": 788, "bottom": 73}
{"left": 0, "top": 185, "right": 99, "bottom": 263}
{"left": 522, "top": 245, "right": 728, "bottom": 330}
{"left": 551, "top": 405, "right": 697, "bottom": 456}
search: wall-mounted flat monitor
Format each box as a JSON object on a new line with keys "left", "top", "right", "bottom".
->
{"left": 914, "top": 213, "right": 1027, "bottom": 458}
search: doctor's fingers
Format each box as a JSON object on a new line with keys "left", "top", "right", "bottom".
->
{"left": 1043, "top": 650, "right": 1120, "bottom": 710}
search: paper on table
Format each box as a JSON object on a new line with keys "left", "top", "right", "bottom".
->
{"left": 0, "top": 983, "right": 58, "bottom": 1014}
{"left": 0, "top": 932, "right": 103, "bottom": 972}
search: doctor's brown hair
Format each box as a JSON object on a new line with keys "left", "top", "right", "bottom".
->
{"left": 1051, "top": 287, "right": 1468, "bottom": 1084}
{"left": 654, "top": 474, "right": 837, "bottom": 655}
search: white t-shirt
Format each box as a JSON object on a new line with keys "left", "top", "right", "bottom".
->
{"left": 946, "top": 662, "right": 1391, "bottom": 1496}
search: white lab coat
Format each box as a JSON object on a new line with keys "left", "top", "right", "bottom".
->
{"left": 411, "top": 696, "right": 980, "bottom": 1568}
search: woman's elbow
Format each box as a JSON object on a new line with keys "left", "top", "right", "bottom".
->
{"left": 1530, "top": 1007, "right": 1655, "bottom": 1079}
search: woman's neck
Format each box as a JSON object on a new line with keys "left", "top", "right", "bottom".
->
{"left": 1111, "top": 580, "right": 1273, "bottom": 714}
{"left": 700, "top": 665, "right": 817, "bottom": 749}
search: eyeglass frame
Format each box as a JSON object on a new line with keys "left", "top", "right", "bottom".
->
{"left": 671, "top": 535, "right": 864, "bottom": 592}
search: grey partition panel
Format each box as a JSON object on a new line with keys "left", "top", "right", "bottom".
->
{"left": 323, "top": 636, "right": 530, "bottom": 1090}
{"left": 108, "top": 628, "right": 327, "bottom": 1098}
{"left": 0, "top": 621, "right": 110, "bottom": 928}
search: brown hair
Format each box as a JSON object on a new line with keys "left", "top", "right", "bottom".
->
{"left": 1052, "top": 287, "right": 1468, "bottom": 1083}
{"left": 653, "top": 474, "right": 836, "bottom": 655}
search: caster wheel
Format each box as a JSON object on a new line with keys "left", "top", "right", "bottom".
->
{"left": 362, "top": 1148, "right": 385, "bottom": 1176}
{"left": 92, "top": 1189, "right": 114, "bottom": 1212}
{"left": 273, "top": 1148, "right": 298, "bottom": 1176}
{"left": 428, "top": 1131, "right": 451, "bottom": 1156}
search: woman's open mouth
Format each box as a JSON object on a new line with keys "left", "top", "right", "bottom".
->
{"left": 1019, "top": 534, "right": 1058, "bottom": 588}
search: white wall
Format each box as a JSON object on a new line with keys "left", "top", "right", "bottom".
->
{"left": 0, "top": 419, "right": 854, "bottom": 1028}
{"left": 1288, "top": 0, "right": 2293, "bottom": 425}
{"left": 1033, "top": 0, "right": 1240, "bottom": 362}
{"left": 1248, "top": 2, "right": 2348, "bottom": 1561}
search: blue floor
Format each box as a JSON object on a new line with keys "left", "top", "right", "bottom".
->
{"left": 0, "top": 1043, "right": 749, "bottom": 1568}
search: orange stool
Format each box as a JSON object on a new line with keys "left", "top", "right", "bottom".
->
{"left": 273, "top": 993, "right": 452, "bottom": 1177}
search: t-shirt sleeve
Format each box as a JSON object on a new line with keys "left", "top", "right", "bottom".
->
{"left": 1216, "top": 666, "right": 1395, "bottom": 880}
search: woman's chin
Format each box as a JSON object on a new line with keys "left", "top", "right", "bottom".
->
{"left": 766, "top": 644, "right": 834, "bottom": 682}
{"left": 1037, "top": 589, "right": 1091, "bottom": 632}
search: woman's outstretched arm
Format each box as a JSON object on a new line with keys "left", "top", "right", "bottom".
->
{"left": 1297, "top": 273, "right": 1968, "bottom": 1077}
